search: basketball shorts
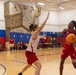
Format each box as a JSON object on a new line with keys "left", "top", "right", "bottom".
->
{"left": 25, "top": 51, "right": 39, "bottom": 65}
{"left": 61, "top": 44, "right": 76, "bottom": 59}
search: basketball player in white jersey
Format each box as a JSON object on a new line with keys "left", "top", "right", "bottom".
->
{"left": 18, "top": 12, "right": 50, "bottom": 75}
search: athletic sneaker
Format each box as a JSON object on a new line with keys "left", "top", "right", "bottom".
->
{"left": 18, "top": 72, "right": 22, "bottom": 75}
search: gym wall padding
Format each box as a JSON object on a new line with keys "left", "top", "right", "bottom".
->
{"left": 0, "top": 30, "right": 6, "bottom": 45}
{"left": 10, "top": 32, "right": 66, "bottom": 43}
{"left": 10, "top": 32, "right": 31, "bottom": 43}
{"left": 0, "top": 30, "right": 66, "bottom": 45}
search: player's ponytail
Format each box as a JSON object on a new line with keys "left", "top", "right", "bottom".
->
{"left": 29, "top": 24, "right": 34, "bottom": 31}
{"left": 29, "top": 24, "right": 38, "bottom": 31}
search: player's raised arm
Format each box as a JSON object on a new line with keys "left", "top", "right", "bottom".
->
{"left": 35, "top": 12, "right": 50, "bottom": 35}
{"left": 58, "top": 29, "right": 67, "bottom": 37}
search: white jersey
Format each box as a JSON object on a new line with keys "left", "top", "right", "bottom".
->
{"left": 26, "top": 35, "right": 39, "bottom": 53}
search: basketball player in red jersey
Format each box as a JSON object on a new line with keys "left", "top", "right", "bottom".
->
{"left": 18, "top": 12, "right": 50, "bottom": 75}
{"left": 58, "top": 20, "right": 76, "bottom": 75}
{"left": 9, "top": 38, "right": 14, "bottom": 50}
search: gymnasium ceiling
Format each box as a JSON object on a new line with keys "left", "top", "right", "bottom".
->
{"left": 1, "top": 0, "right": 76, "bottom": 11}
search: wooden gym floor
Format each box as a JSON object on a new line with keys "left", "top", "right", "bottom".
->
{"left": 0, "top": 47, "right": 76, "bottom": 75}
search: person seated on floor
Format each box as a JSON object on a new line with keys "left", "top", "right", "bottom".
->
{"left": 13, "top": 43, "right": 18, "bottom": 50}
{"left": 21, "top": 41, "right": 27, "bottom": 49}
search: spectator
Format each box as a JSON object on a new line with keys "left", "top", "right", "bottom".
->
{"left": 21, "top": 41, "right": 27, "bottom": 49}
{"left": 9, "top": 38, "right": 14, "bottom": 50}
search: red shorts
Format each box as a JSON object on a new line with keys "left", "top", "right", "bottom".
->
{"left": 61, "top": 43, "right": 76, "bottom": 59}
{"left": 25, "top": 51, "right": 39, "bottom": 65}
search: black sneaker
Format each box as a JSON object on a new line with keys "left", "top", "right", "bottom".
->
{"left": 18, "top": 72, "right": 22, "bottom": 75}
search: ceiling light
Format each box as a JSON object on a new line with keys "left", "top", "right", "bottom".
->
{"left": 64, "top": 0, "right": 69, "bottom": 1}
{"left": 59, "top": 7, "right": 64, "bottom": 10}
{"left": 37, "top": 3, "right": 45, "bottom": 6}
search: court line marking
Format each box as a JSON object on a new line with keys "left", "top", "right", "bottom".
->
{"left": 0, "top": 52, "right": 61, "bottom": 73}
{"left": 37, "top": 53, "right": 61, "bottom": 56}
{"left": 0, "top": 59, "right": 37, "bottom": 69}
{"left": 0, "top": 64, "right": 6, "bottom": 75}
{"left": 15, "top": 60, "right": 37, "bottom": 69}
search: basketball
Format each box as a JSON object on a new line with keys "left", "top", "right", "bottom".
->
{"left": 66, "top": 34, "right": 76, "bottom": 43}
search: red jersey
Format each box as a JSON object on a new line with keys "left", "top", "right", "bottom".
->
{"left": 9, "top": 38, "right": 14, "bottom": 44}
{"left": 21, "top": 42, "right": 25, "bottom": 45}
{"left": 62, "top": 29, "right": 76, "bottom": 47}
{"left": 66, "top": 29, "right": 76, "bottom": 37}
{"left": 61, "top": 29, "right": 76, "bottom": 59}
